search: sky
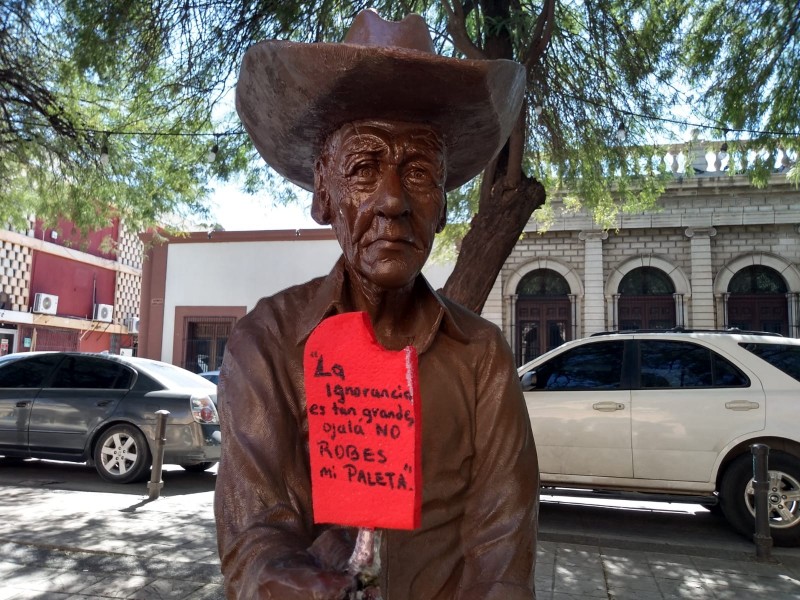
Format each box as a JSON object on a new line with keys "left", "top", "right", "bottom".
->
{"left": 208, "top": 180, "right": 323, "bottom": 232}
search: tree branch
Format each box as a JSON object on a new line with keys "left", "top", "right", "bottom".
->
{"left": 523, "top": 0, "right": 555, "bottom": 69}
{"left": 441, "top": 0, "right": 485, "bottom": 59}
{"left": 505, "top": 101, "right": 526, "bottom": 187}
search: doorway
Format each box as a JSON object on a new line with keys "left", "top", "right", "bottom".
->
{"left": 515, "top": 269, "right": 571, "bottom": 365}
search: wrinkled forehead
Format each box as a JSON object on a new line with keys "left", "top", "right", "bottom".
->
{"left": 322, "top": 119, "right": 446, "bottom": 164}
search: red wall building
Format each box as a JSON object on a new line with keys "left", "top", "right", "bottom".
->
{"left": 0, "top": 218, "right": 142, "bottom": 356}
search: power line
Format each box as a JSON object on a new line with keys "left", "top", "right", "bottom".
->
{"left": 557, "top": 92, "right": 800, "bottom": 139}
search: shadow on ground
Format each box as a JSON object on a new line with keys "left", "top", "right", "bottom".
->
{"left": 0, "top": 457, "right": 216, "bottom": 496}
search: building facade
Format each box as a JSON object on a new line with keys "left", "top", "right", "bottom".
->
{"left": 0, "top": 217, "right": 141, "bottom": 356}
{"left": 486, "top": 173, "right": 800, "bottom": 366}
{"left": 138, "top": 173, "right": 799, "bottom": 373}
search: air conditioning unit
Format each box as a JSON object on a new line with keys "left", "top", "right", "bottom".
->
{"left": 93, "top": 303, "right": 113, "bottom": 323}
{"left": 125, "top": 316, "right": 140, "bottom": 334}
{"left": 33, "top": 293, "right": 58, "bottom": 315}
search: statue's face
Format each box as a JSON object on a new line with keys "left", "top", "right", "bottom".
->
{"left": 316, "top": 120, "right": 446, "bottom": 290}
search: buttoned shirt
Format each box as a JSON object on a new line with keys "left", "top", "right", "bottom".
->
{"left": 215, "top": 258, "right": 539, "bottom": 599}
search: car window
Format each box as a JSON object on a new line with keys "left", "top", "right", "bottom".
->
{"left": 129, "top": 359, "right": 217, "bottom": 389}
{"left": 639, "top": 341, "right": 748, "bottom": 388}
{"left": 49, "top": 356, "right": 134, "bottom": 390}
{"left": 741, "top": 343, "right": 800, "bottom": 382}
{"left": 531, "top": 341, "right": 624, "bottom": 390}
{"left": 0, "top": 354, "right": 63, "bottom": 388}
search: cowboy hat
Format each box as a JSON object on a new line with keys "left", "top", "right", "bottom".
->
{"left": 236, "top": 9, "right": 525, "bottom": 192}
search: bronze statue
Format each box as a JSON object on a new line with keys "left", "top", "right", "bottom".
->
{"left": 215, "top": 9, "right": 539, "bottom": 599}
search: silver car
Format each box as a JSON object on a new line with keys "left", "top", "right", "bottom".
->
{"left": 0, "top": 352, "right": 221, "bottom": 483}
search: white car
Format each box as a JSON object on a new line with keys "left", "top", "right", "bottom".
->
{"left": 519, "top": 329, "right": 800, "bottom": 546}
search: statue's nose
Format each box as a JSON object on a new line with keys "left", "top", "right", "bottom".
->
{"left": 374, "top": 170, "right": 411, "bottom": 218}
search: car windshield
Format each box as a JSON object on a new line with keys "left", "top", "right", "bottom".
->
{"left": 126, "top": 358, "right": 217, "bottom": 389}
{"left": 740, "top": 343, "right": 800, "bottom": 382}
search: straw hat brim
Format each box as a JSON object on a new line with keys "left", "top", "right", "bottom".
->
{"left": 236, "top": 41, "right": 526, "bottom": 192}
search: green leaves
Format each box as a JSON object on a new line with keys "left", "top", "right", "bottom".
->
{"left": 1, "top": 0, "right": 797, "bottom": 243}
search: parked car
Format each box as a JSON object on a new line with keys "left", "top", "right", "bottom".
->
{"left": 519, "top": 329, "right": 800, "bottom": 546}
{"left": 0, "top": 352, "right": 221, "bottom": 483}
{"left": 199, "top": 370, "right": 219, "bottom": 385}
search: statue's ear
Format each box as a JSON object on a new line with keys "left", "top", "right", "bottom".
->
{"left": 436, "top": 196, "right": 447, "bottom": 233}
{"left": 311, "top": 159, "right": 332, "bottom": 225}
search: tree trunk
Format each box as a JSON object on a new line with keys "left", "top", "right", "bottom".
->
{"left": 439, "top": 0, "right": 554, "bottom": 314}
{"left": 442, "top": 168, "right": 546, "bottom": 314}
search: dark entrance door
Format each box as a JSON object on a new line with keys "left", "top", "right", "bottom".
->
{"left": 727, "top": 265, "right": 788, "bottom": 335}
{"left": 617, "top": 267, "right": 676, "bottom": 331}
{"left": 184, "top": 318, "right": 235, "bottom": 374}
{"left": 516, "top": 298, "right": 570, "bottom": 365}
{"left": 618, "top": 295, "right": 676, "bottom": 330}
{"left": 728, "top": 295, "right": 788, "bottom": 334}
{"left": 514, "top": 269, "right": 571, "bottom": 366}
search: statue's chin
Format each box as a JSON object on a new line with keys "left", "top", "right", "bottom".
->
{"left": 353, "top": 258, "right": 421, "bottom": 292}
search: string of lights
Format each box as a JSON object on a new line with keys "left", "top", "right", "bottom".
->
{"left": 17, "top": 92, "right": 799, "bottom": 170}
{"left": 74, "top": 106, "right": 800, "bottom": 145}
{"left": 543, "top": 92, "right": 800, "bottom": 140}
{"left": 71, "top": 125, "right": 245, "bottom": 165}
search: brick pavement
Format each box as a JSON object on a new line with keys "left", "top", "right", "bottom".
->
{"left": 2, "top": 484, "right": 800, "bottom": 599}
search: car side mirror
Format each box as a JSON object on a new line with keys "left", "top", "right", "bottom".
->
{"left": 520, "top": 370, "right": 537, "bottom": 391}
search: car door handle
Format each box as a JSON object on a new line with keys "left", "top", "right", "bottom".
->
{"left": 725, "top": 400, "right": 760, "bottom": 411}
{"left": 15, "top": 401, "right": 30, "bottom": 408}
{"left": 592, "top": 401, "right": 625, "bottom": 412}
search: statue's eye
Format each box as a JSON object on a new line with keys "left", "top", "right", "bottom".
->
{"left": 351, "top": 163, "right": 378, "bottom": 180}
{"left": 405, "top": 165, "right": 437, "bottom": 187}
{"left": 407, "top": 168, "right": 429, "bottom": 182}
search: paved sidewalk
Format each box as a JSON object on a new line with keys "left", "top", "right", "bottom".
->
{"left": 2, "top": 483, "right": 800, "bottom": 599}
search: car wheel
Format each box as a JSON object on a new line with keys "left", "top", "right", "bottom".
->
{"left": 720, "top": 452, "right": 800, "bottom": 547}
{"left": 94, "top": 424, "right": 152, "bottom": 484}
{"left": 179, "top": 462, "right": 217, "bottom": 472}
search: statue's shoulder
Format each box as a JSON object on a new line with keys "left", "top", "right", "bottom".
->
{"left": 437, "top": 294, "right": 505, "bottom": 342}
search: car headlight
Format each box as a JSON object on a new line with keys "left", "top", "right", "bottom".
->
{"left": 191, "top": 395, "right": 219, "bottom": 424}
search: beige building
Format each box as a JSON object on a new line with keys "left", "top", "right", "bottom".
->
{"left": 488, "top": 173, "right": 800, "bottom": 366}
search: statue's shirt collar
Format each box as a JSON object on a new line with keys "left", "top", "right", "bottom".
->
{"left": 296, "top": 256, "right": 468, "bottom": 351}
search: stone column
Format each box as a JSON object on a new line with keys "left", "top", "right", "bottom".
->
{"left": 504, "top": 293, "right": 515, "bottom": 348}
{"left": 568, "top": 294, "right": 577, "bottom": 340}
{"left": 673, "top": 293, "right": 685, "bottom": 328}
{"left": 579, "top": 230, "right": 608, "bottom": 335}
{"left": 787, "top": 292, "right": 799, "bottom": 339}
{"left": 685, "top": 227, "right": 717, "bottom": 329}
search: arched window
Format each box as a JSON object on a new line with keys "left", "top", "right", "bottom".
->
{"left": 727, "top": 266, "right": 788, "bottom": 334}
{"left": 516, "top": 269, "right": 571, "bottom": 296}
{"left": 515, "top": 269, "right": 571, "bottom": 365}
{"left": 729, "top": 265, "right": 787, "bottom": 294}
{"left": 618, "top": 267, "right": 676, "bottom": 330}
{"left": 619, "top": 267, "right": 675, "bottom": 295}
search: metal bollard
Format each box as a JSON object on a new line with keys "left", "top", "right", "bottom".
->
{"left": 147, "top": 410, "right": 170, "bottom": 500}
{"left": 751, "top": 443, "right": 772, "bottom": 561}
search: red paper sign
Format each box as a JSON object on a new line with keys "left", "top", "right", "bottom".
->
{"left": 304, "top": 312, "right": 422, "bottom": 530}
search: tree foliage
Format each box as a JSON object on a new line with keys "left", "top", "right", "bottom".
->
{"left": 1, "top": 1, "right": 798, "bottom": 306}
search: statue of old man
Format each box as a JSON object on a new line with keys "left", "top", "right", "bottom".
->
{"left": 214, "top": 9, "right": 539, "bottom": 600}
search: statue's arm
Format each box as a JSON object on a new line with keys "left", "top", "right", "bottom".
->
{"left": 214, "top": 319, "right": 355, "bottom": 600}
{"left": 459, "top": 329, "right": 540, "bottom": 600}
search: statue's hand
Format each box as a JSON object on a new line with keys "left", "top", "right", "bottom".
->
{"left": 251, "top": 559, "right": 356, "bottom": 600}
{"left": 309, "top": 527, "right": 357, "bottom": 572}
